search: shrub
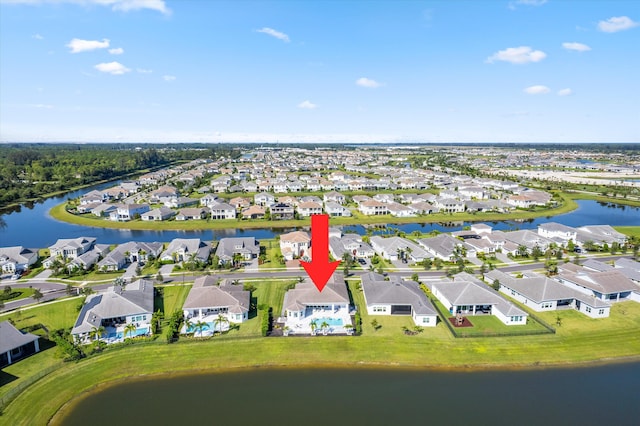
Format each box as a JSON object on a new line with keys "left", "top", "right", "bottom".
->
{"left": 260, "top": 307, "right": 272, "bottom": 337}
{"left": 354, "top": 312, "right": 362, "bottom": 335}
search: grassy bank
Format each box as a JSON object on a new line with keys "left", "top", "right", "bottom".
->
{"left": 3, "top": 300, "right": 640, "bottom": 426}
{"left": 49, "top": 191, "right": 587, "bottom": 231}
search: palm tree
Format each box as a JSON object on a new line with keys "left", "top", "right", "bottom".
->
{"left": 216, "top": 313, "right": 228, "bottom": 334}
{"left": 124, "top": 323, "right": 137, "bottom": 339}
{"left": 309, "top": 320, "right": 318, "bottom": 335}
{"left": 344, "top": 324, "right": 354, "bottom": 335}
{"left": 320, "top": 321, "right": 330, "bottom": 335}
{"left": 194, "top": 320, "right": 209, "bottom": 337}
{"left": 89, "top": 325, "right": 105, "bottom": 342}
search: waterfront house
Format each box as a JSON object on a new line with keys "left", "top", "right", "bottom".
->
{"left": 141, "top": 206, "right": 176, "bottom": 221}
{"left": 361, "top": 272, "right": 438, "bottom": 326}
{"left": 160, "top": 238, "right": 211, "bottom": 264}
{"left": 359, "top": 200, "right": 389, "bottom": 216}
{"left": 47, "top": 237, "right": 96, "bottom": 263}
{"left": 176, "top": 207, "right": 209, "bottom": 221}
{"left": 297, "top": 201, "right": 323, "bottom": 217}
{"left": 182, "top": 277, "right": 250, "bottom": 330}
{"left": 208, "top": 202, "right": 236, "bottom": 219}
{"left": 215, "top": 237, "right": 260, "bottom": 265}
{"left": 71, "top": 279, "right": 154, "bottom": 344}
{"left": 556, "top": 263, "right": 640, "bottom": 303}
{"left": 270, "top": 202, "right": 294, "bottom": 220}
{"left": 254, "top": 192, "right": 276, "bottom": 207}
{"left": 325, "top": 202, "right": 352, "bottom": 217}
{"left": 109, "top": 203, "right": 150, "bottom": 222}
{"left": 418, "top": 234, "right": 462, "bottom": 261}
{"left": 427, "top": 275, "right": 528, "bottom": 325}
{"left": 0, "top": 246, "right": 38, "bottom": 274}
{"left": 97, "top": 241, "right": 163, "bottom": 271}
{"left": 0, "top": 321, "right": 40, "bottom": 367}
{"left": 241, "top": 205, "right": 266, "bottom": 219}
{"left": 281, "top": 272, "right": 352, "bottom": 335}
{"left": 280, "top": 231, "right": 311, "bottom": 261}
{"left": 370, "top": 236, "right": 429, "bottom": 262}
{"left": 485, "top": 270, "right": 610, "bottom": 319}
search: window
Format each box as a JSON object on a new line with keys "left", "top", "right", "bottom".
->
{"left": 423, "top": 317, "right": 430, "bottom": 324}
{"left": 598, "top": 309, "right": 604, "bottom": 315}
{"left": 586, "top": 307, "right": 592, "bottom": 313}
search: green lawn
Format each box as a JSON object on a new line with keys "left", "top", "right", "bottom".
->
{"left": 615, "top": 226, "right": 640, "bottom": 238}
{"left": 0, "top": 288, "right": 36, "bottom": 303}
{"left": 259, "top": 240, "right": 286, "bottom": 270}
{"left": 157, "top": 284, "right": 192, "bottom": 316}
{"left": 0, "top": 298, "right": 84, "bottom": 332}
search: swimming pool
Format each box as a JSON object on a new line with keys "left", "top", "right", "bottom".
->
{"left": 313, "top": 317, "right": 343, "bottom": 327}
{"left": 108, "top": 327, "right": 149, "bottom": 339}
{"left": 185, "top": 321, "right": 227, "bottom": 333}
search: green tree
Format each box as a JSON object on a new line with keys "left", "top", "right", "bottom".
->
{"left": 124, "top": 322, "right": 137, "bottom": 339}
{"left": 89, "top": 325, "right": 105, "bottom": 342}
{"left": 32, "top": 288, "right": 43, "bottom": 303}
{"left": 216, "top": 313, "right": 228, "bottom": 334}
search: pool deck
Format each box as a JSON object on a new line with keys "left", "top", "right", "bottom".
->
{"left": 282, "top": 308, "right": 353, "bottom": 335}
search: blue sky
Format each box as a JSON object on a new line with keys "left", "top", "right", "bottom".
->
{"left": 0, "top": 0, "right": 638, "bottom": 143}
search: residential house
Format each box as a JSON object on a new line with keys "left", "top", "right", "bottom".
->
{"left": 270, "top": 203, "right": 294, "bottom": 220}
{"left": 229, "top": 197, "right": 251, "bottom": 210}
{"left": 91, "top": 203, "right": 117, "bottom": 218}
{"left": 370, "top": 236, "right": 429, "bottom": 262}
{"left": 280, "top": 231, "right": 311, "bottom": 261}
{"left": 614, "top": 258, "right": 640, "bottom": 284}
{"left": 182, "top": 277, "right": 250, "bottom": 328}
{"left": 576, "top": 225, "right": 627, "bottom": 246}
{"left": 241, "top": 205, "right": 266, "bottom": 219}
{"left": 427, "top": 275, "right": 528, "bottom": 325}
{"left": 325, "top": 202, "right": 352, "bottom": 217}
{"left": 215, "top": 237, "right": 260, "bottom": 265}
{"left": 141, "top": 206, "right": 176, "bottom": 221}
{"left": 434, "top": 197, "right": 465, "bottom": 213}
{"left": 485, "top": 270, "right": 610, "bottom": 319}
{"left": 329, "top": 234, "right": 375, "bottom": 260}
{"left": 200, "top": 194, "right": 219, "bottom": 207}
{"left": 164, "top": 197, "right": 198, "bottom": 209}
{"left": 297, "top": 201, "right": 323, "bottom": 217}
{"left": 160, "top": 238, "right": 211, "bottom": 264}
{"left": 359, "top": 200, "right": 389, "bottom": 216}
{"left": 71, "top": 279, "right": 154, "bottom": 344}
{"left": 538, "top": 222, "right": 577, "bottom": 243}
{"left": 98, "top": 241, "right": 163, "bottom": 271}
{"left": 0, "top": 321, "right": 40, "bottom": 367}
{"left": 418, "top": 234, "right": 462, "bottom": 261}
{"left": 47, "top": 237, "right": 96, "bottom": 266}
{"left": 324, "top": 191, "right": 346, "bottom": 205}
{"left": 149, "top": 186, "right": 179, "bottom": 204}
{"left": 176, "top": 207, "right": 209, "bottom": 221}
{"left": 66, "top": 245, "right": 110, "bottom": 273}
{"left": 281, "top": 272, "right": 352, "bottom": 335}
{"left": 208, "top": 202, "right": 236, "bottom": 220}
{"left": 0, "top": 246, "right": 38, "bottom": 274}
{"left": 254, "top": 192, "right": 276, "bottom": 207}
{"left": 361, "top": 272, "right": 437, "bottom": 326}
{"left": 556, "top": 263, "right": 640, "bottom": 303}
{"left": 109, "top": 203, "right": 150, "bottom": 222}
{"left": 386, "top": 202, "right": 416, "bottom": 217}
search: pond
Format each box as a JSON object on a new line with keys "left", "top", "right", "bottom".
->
{"left": 1, "top": 183, "right": 638, "bottom": 248}
{"left": 56, "top": 364, "right": 640, "bottom": 426}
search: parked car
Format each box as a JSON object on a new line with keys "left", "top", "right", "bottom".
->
{"left": 357, "top": 258, "right": 366, "bottom": 265}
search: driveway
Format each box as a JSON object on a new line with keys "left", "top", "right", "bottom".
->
{"left": 158, "top": 264, "right": 175, "bottom": 280}
{"left": 495, "top": 252, "right": 516, "bottom": 265}
{"left": 244, "top": 259, "right": 259, "bottom": 272}
{"left": 122, "top": 261, "right": 139, "bottom": 281}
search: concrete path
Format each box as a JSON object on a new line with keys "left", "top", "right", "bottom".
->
{"left": 495, "top": 252, "right": 516, "bottom": 265}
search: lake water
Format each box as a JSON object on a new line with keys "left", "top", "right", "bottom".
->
{"left": 57, "top": 364, "right": 640, "bottom": 426}
{"left": 1, "top": 182, "right": 638, "bottom": 247}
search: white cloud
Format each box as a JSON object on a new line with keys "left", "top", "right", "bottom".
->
{"left": 598, "top": 16, "right": 639, "bottom": 33}
{"left": 256, "top": 27, "right": 290, "bottom": 42}
{"left": 162, "top": 75, "right": 176, "bottom": 81}
{"left": 94, "top": 61, "right": 131, "bottom": 75}
{"left": 4, "top": 0, "right": 170, "bottom": 15}
{"left": 137, "top": 68, "right": 153, "bottom": 74}
{"left": 297, "top": 100, "right": 317, "bottom": 109}
{"left": 108, "top": 47, "right": 124, "bottom": 55}
{"left": 508, "top": 0, "right": 547, "bottom": 9}
{"left": 557, "top": 88, "right": 573, "bottom": 96}
{"left": 486, "top": 46, "right": 546, "bottom": 64}
{"left": 356, "top": 77, "right": 383, "bottom": 88}
{"left": 562, "top": 42, "right": 591, "bottom": 52}
{"left": 524, "top": 85, "right": 551, "bottom": 94}
{"left": 32, "top": 33, "right": 44, "bottom": 40}
{"left": 67, "top": 38, "right": 109, "bottom": 53}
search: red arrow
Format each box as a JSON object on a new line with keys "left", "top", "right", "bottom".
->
{"left": 300, "top": 214, "right": 341, "bottom": 292}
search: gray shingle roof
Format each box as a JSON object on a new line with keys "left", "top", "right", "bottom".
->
{"left": 71, "top": 279, "right": 154, "bottom": 335}
{"left": 183, "top": 276, "right": 250, "bottom": 312}
{"left": 361, "top": 273, "right": 436, "bottom": 316}
{"left": 282, "top": 272, "right": 349, "bottom": 314}
{"left": 0, "top": 321, "right": 39, "bottom": 354}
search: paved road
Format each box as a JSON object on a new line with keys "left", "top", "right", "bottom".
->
{"left": 0, "top": 281, "right": 71, "bottom": 313}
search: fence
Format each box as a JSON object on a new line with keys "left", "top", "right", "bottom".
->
{"left": 427, "top": 295, "right": 555, "bottom": 339}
